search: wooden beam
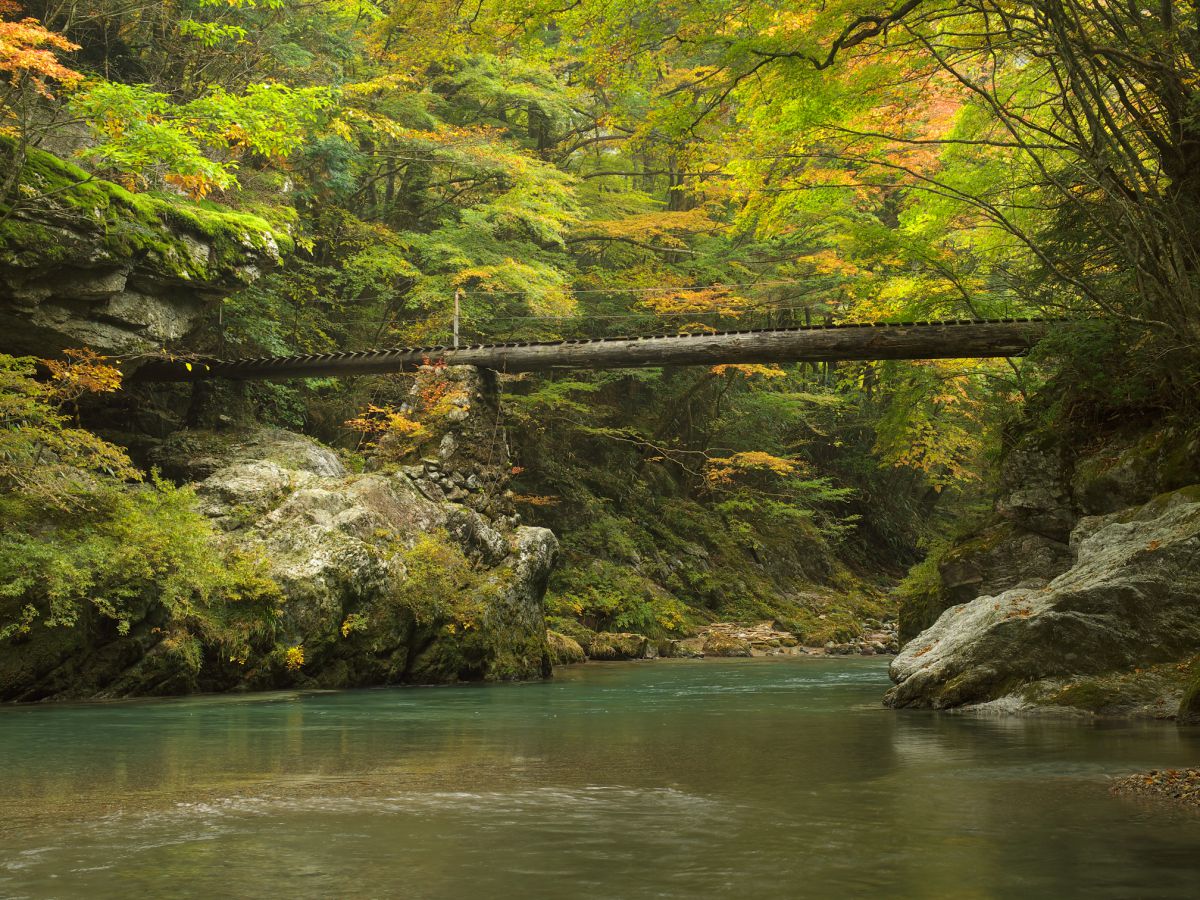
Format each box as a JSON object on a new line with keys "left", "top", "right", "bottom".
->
{"left": 130, "top": 320, "right": 1055, "bottom": 383}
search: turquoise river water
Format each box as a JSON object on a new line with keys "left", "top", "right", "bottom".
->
{"left": 1, "top": 657, "right": 1199, "bottom": 899}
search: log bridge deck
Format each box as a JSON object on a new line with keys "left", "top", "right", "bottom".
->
{"left": 132, "top": 319, "right": 1054, "bottom": 382}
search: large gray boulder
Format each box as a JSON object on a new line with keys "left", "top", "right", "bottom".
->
{"left": 159, "top": 426, "right": 557, "bottom": 687}
{"left": 886, "top": 487, "right": 1200, "bottom": 710}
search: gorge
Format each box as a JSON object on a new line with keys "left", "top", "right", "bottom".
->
{"left": 2, "top": 0, "right": 1199, "bottom": 894}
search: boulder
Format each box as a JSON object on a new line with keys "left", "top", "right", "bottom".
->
{"left": 173, "top": 427, "right": 557, "bottom": 686}
{"left": 895, "top": 425, "right": 1200, "bottom": 644}
{"left": 587, "top": 631, "right": 655, "bottom": 660}
{"left": 547, "top": 631, "right": 586, "bottom": 666}
{"left": 0, "top": 419, "right": 561, "bottom": 700}
{"left": 886, "top": 488, "right": 1200, "bottom": 709}
{"left": 702, "top": 632, "right": 753, "bottom": 658}
{"left": 661, "top": 638, "right": 705, "bottom": 658}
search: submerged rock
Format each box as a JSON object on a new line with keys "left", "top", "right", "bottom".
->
{"left": 886, "top": 488, "right": 1200, "bottom": 710}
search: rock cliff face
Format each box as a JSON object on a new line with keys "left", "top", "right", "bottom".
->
{"left": 0, "top": 148, "right": 288, "bottom": 355}
{"left": 891, "top": 424, "right": 1200, "bottom": 718}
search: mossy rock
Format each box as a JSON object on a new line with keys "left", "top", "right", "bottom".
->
{"left": 1011, "top": 656, "right": 1200, "bottom": 720}
{"left": 660, "top": 638, "right": 705, "bottom": 658}
{"left": 547, "top": 630, "right": 586, "bottom": 666}
{"left": 1073, "top": 427, "right": 1200, "bottom": 516}
{"left": 1, "top": 144, "right": 294, "bottom": 355}
{"left": 587, "top": 631, "right": 654, "bottom": 660}
{"left": 701, "top": 633, "right": 752, "bottom": 658}
{"left": 3, "top": 145, "right": 292, "bottom": 279}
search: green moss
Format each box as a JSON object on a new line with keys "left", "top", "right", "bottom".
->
{"left": 378, "top": 531, "right": 547, "bottom": 683}
{"left": 587, "top": 631, "right": 651, "bottom": 660}
{"left": 1108, "top": 484, "right": 1200, "bottom": 526}
{"left": 547, "top": 630, "right": 586, "bottom": 665}
{"left": 0, "top": 481, "right": 284, "bottom": 701}
{"left": 2, "top": 143, "right": 293, "bottom": 281}
{"left": 545, "top": 615, "right": 596, "bottom": 648}
{"left": 894, "top": 553, "right": 949, "bottom": 643}
{"left": 539, "top": 478, "right": 895, "bottom": 646}
{"left": 1159, "top": 428, "right": 1200, "bottom": 490}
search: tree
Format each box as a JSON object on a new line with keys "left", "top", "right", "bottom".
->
{"left": 0, "top": 2, "right": 82, "bottom": 204}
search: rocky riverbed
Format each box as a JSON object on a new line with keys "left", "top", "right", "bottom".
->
{"left": 1111, "top": 769, "right": 1200, "bottom": 807}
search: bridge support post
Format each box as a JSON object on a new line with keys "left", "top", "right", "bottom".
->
{"left": 453, "top": 288, "right": 461, "bottom": 350}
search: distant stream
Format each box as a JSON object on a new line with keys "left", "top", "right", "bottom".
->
{"left": 2, "top": 658, "right": 1199, "bottom": 898}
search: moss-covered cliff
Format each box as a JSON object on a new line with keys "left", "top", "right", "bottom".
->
{"left": 0, "top": 145, "right": 293, "bottom": 355}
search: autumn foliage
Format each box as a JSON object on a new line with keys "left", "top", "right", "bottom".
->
{"left": 0, "top": 6, "right": 81, "bottom": 104}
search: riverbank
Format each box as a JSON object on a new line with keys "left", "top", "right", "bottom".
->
{"left": 548, "top": 619, "right": 901, "bottom": 665}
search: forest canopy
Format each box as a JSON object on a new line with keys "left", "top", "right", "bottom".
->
{"left": 2, "top": 0, "right": 1197, "bottom": 533}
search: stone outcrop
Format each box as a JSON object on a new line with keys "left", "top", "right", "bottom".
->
{"left": 887, "top": 487, "right": 1200, "bottom": 711}
{"left": 0, "top": 148, "right": 287, "bottom": 356}
{"left": 891, "top": 417, "right": 1200, "bottom": 719}
{"left": 936, "top": 524, "right": 1074, "bottom": 610}
{"left": 994, "top": 437, "right": 1076, "bottom": 541}
{"left": 899, "top": 436, "right": 1080, "bottom": 643}
{"left": 897, "top": 421, "right": 1200, "bottom": 646}
{"left": 0, "top": 366, "right": 560, "bottom": 700}
{"left": 148, "top": 369, "right": 558, "bottom": 689}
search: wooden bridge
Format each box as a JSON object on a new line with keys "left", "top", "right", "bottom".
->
{"left": 131, "top": 319, "right": 1053, "bottom": 382}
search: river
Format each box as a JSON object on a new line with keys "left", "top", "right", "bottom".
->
{"left": 1, "top": 658, "right": 1198, "bottom": 898}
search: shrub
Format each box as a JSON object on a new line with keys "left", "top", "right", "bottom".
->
{"left": 0, "top": 351, "right": 282, "bottom": 657}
